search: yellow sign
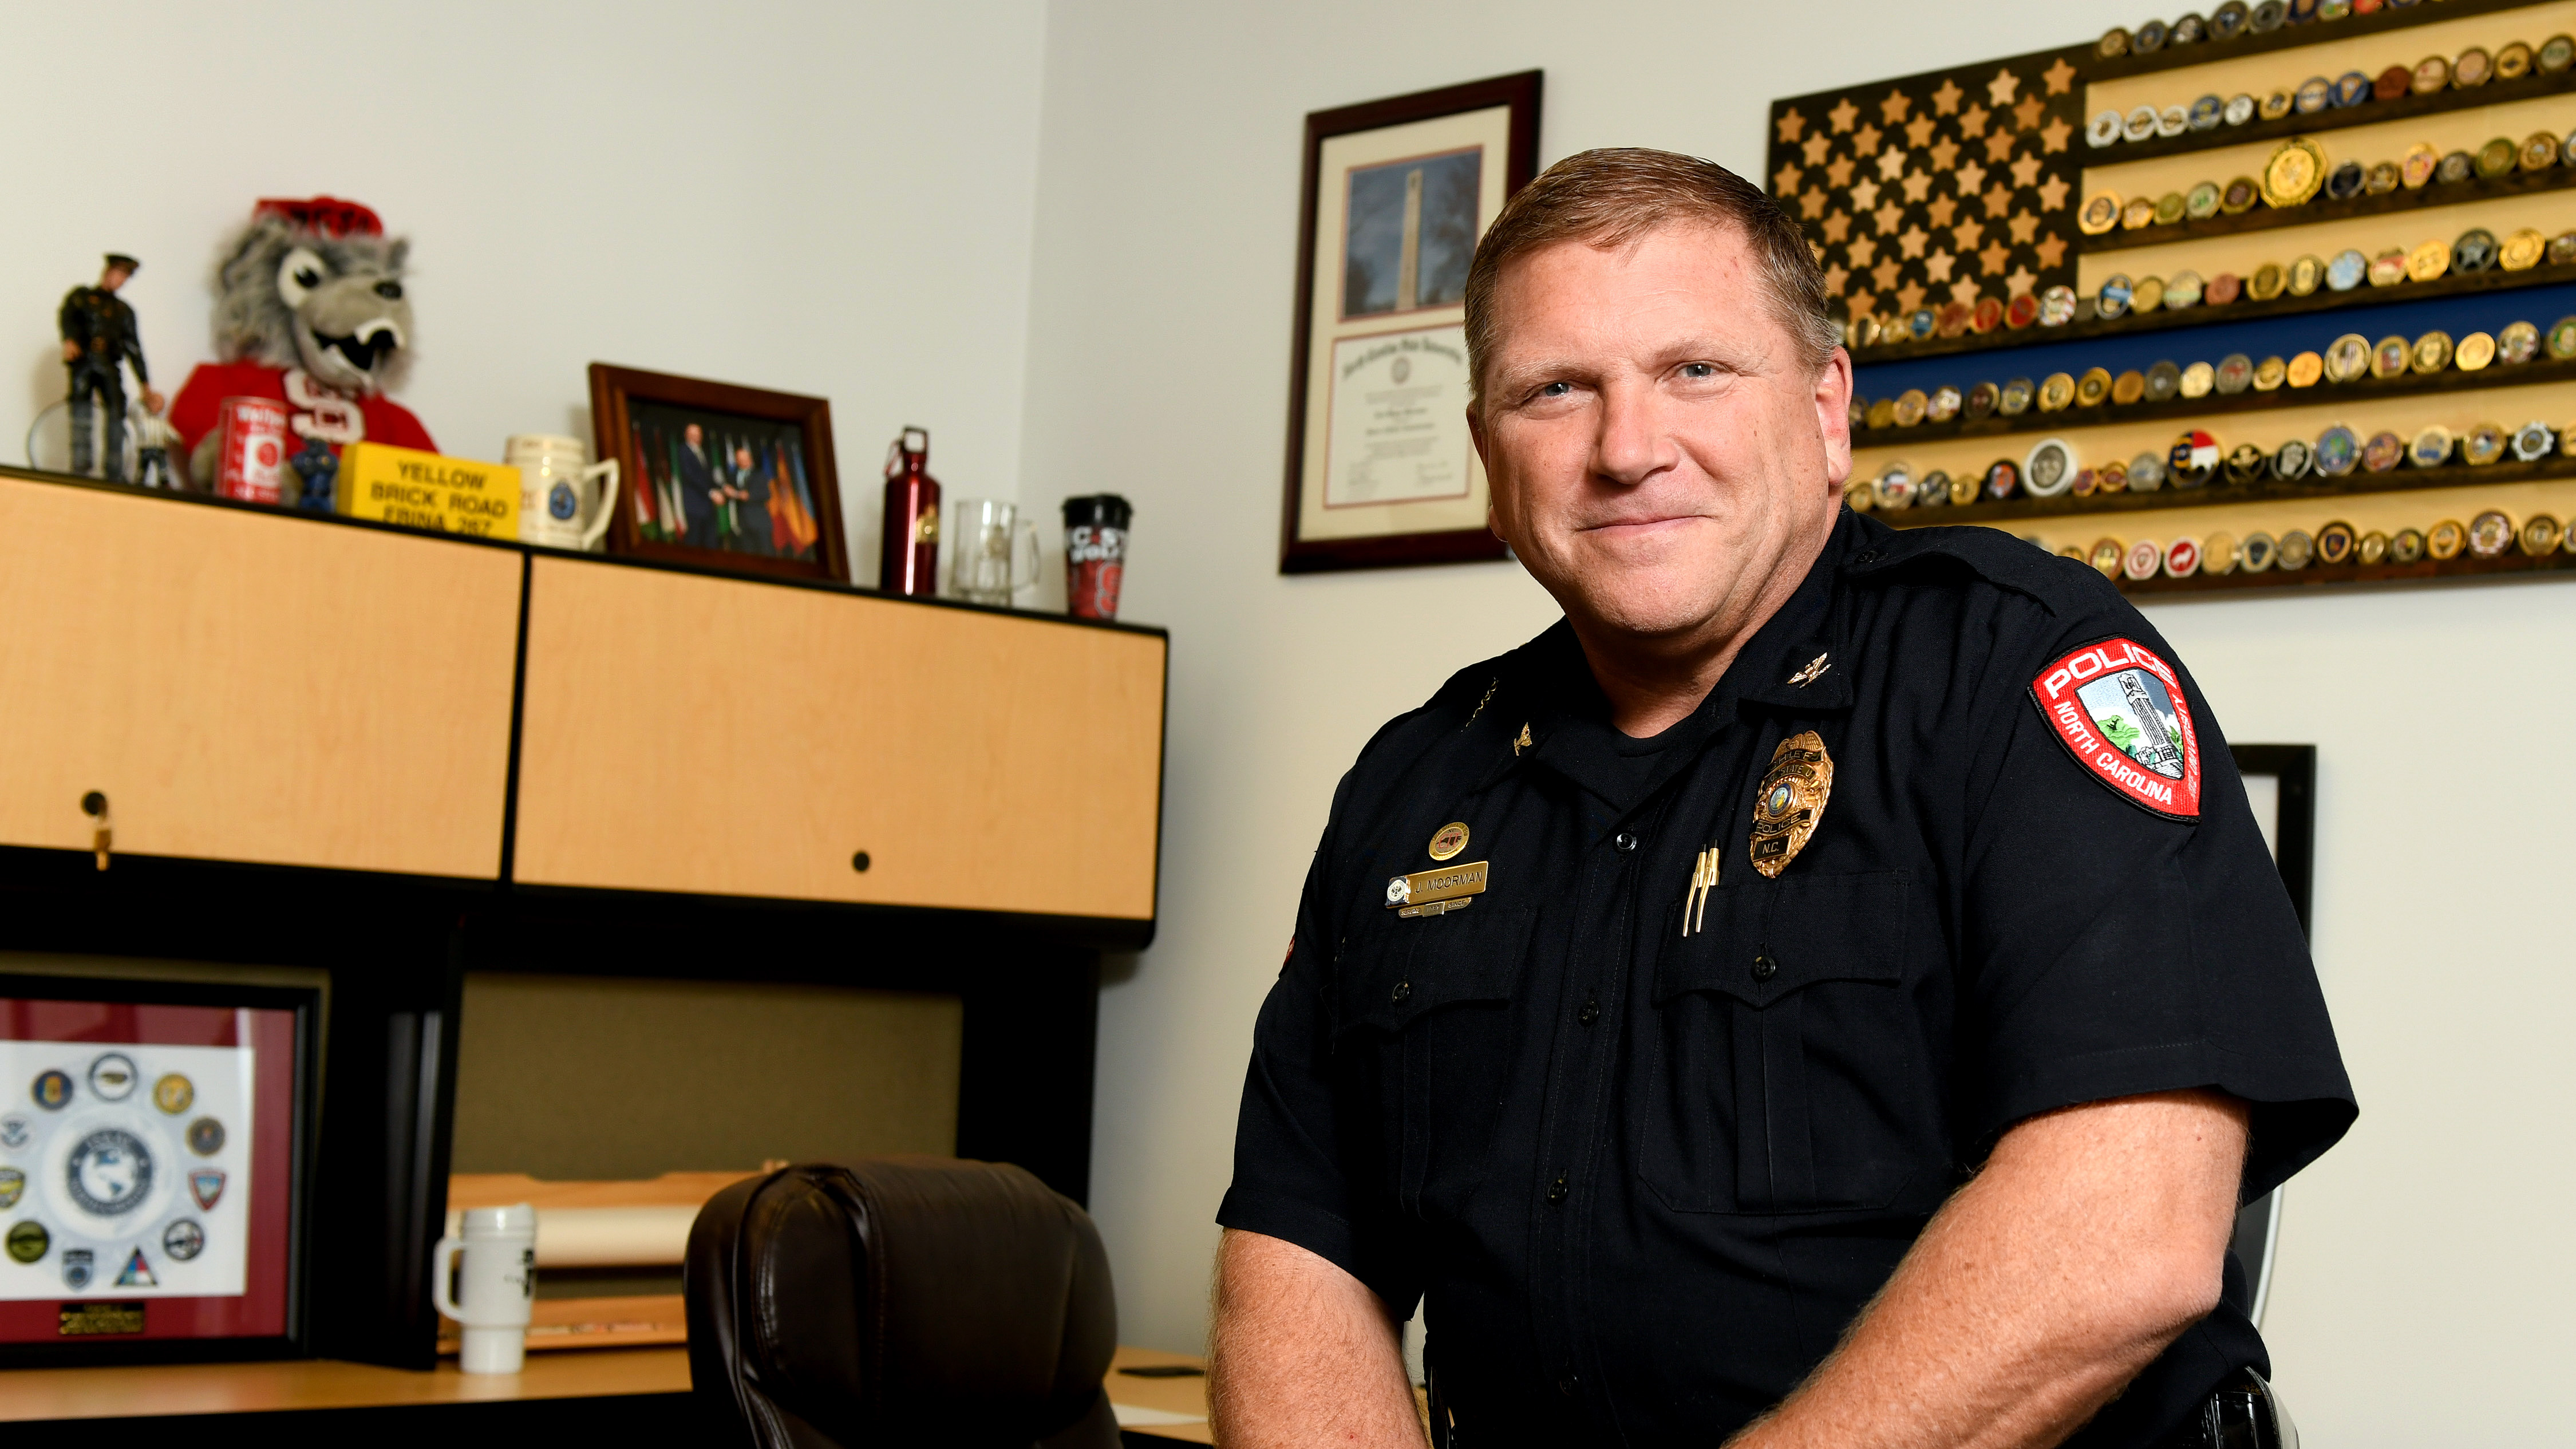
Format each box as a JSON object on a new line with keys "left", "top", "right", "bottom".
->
{"left": 337, "top": 441, "right": 520, "bottom": 539}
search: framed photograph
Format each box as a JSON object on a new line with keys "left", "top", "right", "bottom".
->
{"left": 0, "top": 973, "right": 318, "bottom": 1364}
{"left": 588, "top": 364, "right": 850, "bottom": 583}
{"left": 1279, "top": 71, "right": 1541, "bottom": 574}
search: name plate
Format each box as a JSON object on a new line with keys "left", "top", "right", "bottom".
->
{"left": 1385, "top": 860, "right": 1487, "bottom": 915}
{"left": 337, "top": 441, "right": 520, "bottom": 538}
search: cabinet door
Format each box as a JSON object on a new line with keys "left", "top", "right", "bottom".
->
{"left": 0, "top": 476, "right": 523, "bottom": 877}
{"left": 512, "top": 557, "right": 1164, "bottom": 921}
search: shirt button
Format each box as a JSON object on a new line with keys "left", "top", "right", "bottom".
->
{"left": 1390, "top": 980, "right": 1412, "bottom": 1004}
{"left": 1546, "top": 1174, "right": 1568, "bottom": 1205}
{"left": 1557, "top": 1372, "right": 1578, "bottom": 1397}
{"left": 1577, "top": 998, "right": 1601, "bottom": 1025}
{"left": 1854, "top": 547, "right": 1884, "bottom": 564}
{"left": 1751, "top": 954, "right": 1778, "bottom": 983}
{"left": 1614, "top": 831, "right": 1638, "bottom": 852}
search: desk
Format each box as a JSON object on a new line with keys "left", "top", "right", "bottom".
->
{"left": 1107, "top": 1344, "right": 1214, "bottom": 1443}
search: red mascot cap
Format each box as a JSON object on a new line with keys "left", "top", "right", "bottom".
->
{"left": 251, "top": 196, "right": 384, "bottom": 238}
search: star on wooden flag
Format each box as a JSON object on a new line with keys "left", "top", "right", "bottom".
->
{"left": 1776, "top": 108, "right": 1809, "bottom": 143}
{"left": 2013, "top": 94, "right": 2046, "bottom": 131}
{"left": 2041, "top": 57, "right": 2077, "bottom": 95}
{"left": 2036, "top": 173, "right": 2071, "bottom": 211}
{"left": 1828, "top": 97, "right": 1859, "bottom": 132}
{"left": 1929, "top": 77, "right": 1963, "bottom": 116}
{"left": 1986, "top": 68, "right": 2020, "bottom": 106}
{"left": 2038, "top": 116, "right": 2073, "bottom": 153}
{"left": 1879, "top": 89, "right": 1913, "bottom": 124}
{"left": 2009, "top": 153, "right": 2044, "bottom": 188}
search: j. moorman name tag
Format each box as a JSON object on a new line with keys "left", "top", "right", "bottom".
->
{"left": 1384, "top": 860, "right": 1488, "bottom": 918}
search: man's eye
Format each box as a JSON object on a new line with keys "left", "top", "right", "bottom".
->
{"left": 1536, "top": 381, "right": 1573, "bottom": 397}
{"left": 1680, "top": 362, "right": 1717, "bottom": 379}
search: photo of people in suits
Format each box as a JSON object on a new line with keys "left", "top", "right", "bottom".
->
{"left": 627, "top": 402, "right": 823, "bottom": 562}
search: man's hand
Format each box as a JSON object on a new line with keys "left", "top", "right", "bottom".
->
{"left": 61, "top": 341, "right": 79, "bottom": 363}
{"left": 1209, "top": 1229, "right": 1423, "bottom": 1448}
{"left": 1730, "top": 1089, "right": 2250, "bottom": 1449}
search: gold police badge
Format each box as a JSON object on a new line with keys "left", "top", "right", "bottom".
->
{"left": 1749, "top": 731, "right": 1834, "bottom": 878}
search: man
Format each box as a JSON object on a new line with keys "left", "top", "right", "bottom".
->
{"left": 59, "top": 254, "right": 161, "bottom": 480}
{"left": 729, "top": 443, "right": 773, "bottom": 555}
{"left": 1211, "top": 150, "right": 2352, "bottom": 1449}
{"left": 676, "top": 422, "right": 722, "bottom": 543}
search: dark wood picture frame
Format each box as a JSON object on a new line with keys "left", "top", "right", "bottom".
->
{"left": 0, "top": 972, "right": 320, "bottom": 1368}
{"left": 588, "top": 364, "right": 851, "bottom": 583}
{"left": 2221, "top": 742, "right": 2315, "bottom": 1328}
{"left": 1279, "top": 71, "right": 1542, "bottom": 575}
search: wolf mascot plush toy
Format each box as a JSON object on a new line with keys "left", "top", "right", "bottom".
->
{"left": 172, "top": 196, "right": 435, "bottom": 488}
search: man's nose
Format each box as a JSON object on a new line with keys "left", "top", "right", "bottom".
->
{"left": 1592, "top": 384, "right": 1676, "bottom": 488}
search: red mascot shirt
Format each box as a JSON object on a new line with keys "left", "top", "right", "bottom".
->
{"left": 171, "top": 362, "right": 436, "bottom": 461}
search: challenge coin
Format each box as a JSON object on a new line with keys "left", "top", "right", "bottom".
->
{"left": 2465, "top": 421, "right": 2508, "bottom": 464}
{"left": 2123, "top": 540, "right": 2163, "bottom": 581}
{"left": 2129, "top": 452, "right": 2168, "bottom": 491}
{"left": 2159, "top": 108, "right": 2190, "bottom": 141}
{"left": 2544, "top": 34, "right": 2576, "bottom": 73}
{"left": 2358, "top": 531, "right": 2388, "bottom": 564}
{"left": 2361, "top": 431, "right": 2403, "bottom": 471}
{"left": 2287, "top": 254, "right": 2325, "bottom": 295}
{"left": 2366, "top": 161, "right": 2401, "bottom": 195}
{"left": 2089, "top": 110, "right": 2125, "bottom": 148}
{"left": 2099, "top": 26, "right": 2132, "bottom": 56}
{"left": 1894, "top": 389, "right": 1929, "bottom": 426}
{"left": 2008, "top": 292, "right": 2042, "bottom": 328}
{"left": 2522, "top": 133, "right": 2560, "bottom": 172}
{"left": 2024, "top": 438, "right": 2077, "bottom": 496}
{"left": 2186, "top": 180, "right": 2222, "bottom": 218}
{"left": 2190, "top": 95, "right": 2226, "bottom": 131}
{"left": 2468, "top": 510, "right": 2515, "bottom": 555}
{"left": 2502, "top": 228, "right": 2547, "bottom": 271}
{"left": 2147, "top": 360, "right": 2183, "bottom": 400}
{"left": 2428, "top": 519, "right": 2467, "bottom": 559}
{"left": 2409, "top": 425, "right": 2453, "bottom": 467}
{"left": 2332, "top": 71, "right": 2372, "bottom": 108}
{"left": 2175, "top": 13, "right": 2206, "bottom": 45}
{"left": 1866, "top": 398, "right": 1898, "bottom": 431}
{"left": 2455, "top": 46, "right": 2493, "bottom": 89}
{"left": 2099, "top": 460, "right": 2131, "bottom": 493}
{"left": 2261, "top": 137, "right": 2328, "bottom": 206}
{"left": 2498, "top": 41, "right": 2534, "bottom": 81}
{"left": 2097, "top": 274, "right": 2134, "bottom": 317}
{"left": 2089, "top": 538, "right": 2125, "bottom": 575}
{"left": 2167, "top": 270, "right": 2205, "bottom": 309}
{"left": 2413, "top": 56, "right": 2451, "bottom": 94}
{"left": 187, "top": 1116, "right": 224, "bottom": 1156}
{"left": 2367, "top": 250, "right": 2409, "bottom": 287}
{"left": 2455, "top": 330, "right": 2496, "bottom": 372}
{"left": 2222, "top": 176, "right": 2260, "bottom": 213}
{"left": 31, "top": 1070, "right": 70, "bottom": 1111}
{"left": 2131, "top": 277, "right": 2164, "bottom": 317}
{"left": 1873, "top": 463, "right": 1917, "bottom": 510}
{"left": 5, "top": 1221, "right": 45, "bottom": 1265}
{"left": 2215, "top": 1, "right": 2251, "bottom": 39}
{"left": 2316, "top": 521, "right": 2357, "bottom": 564}
{"left": 2170, "top": 429, "right": 2221, "bottom": 486}
{"left": 2254, "top": 355, "right": 2288, "bottom": 390}
{"left": 2081, "top": 192, "right": 2123, "bottom": 234}
{"left": 2277, "top": 530, "right": 2315, "bottom": 570}
{"left": 1929, "top": 384, "right": 1963, "bottom": 421}
{"left": 2000, "top": 377, "right": 2034, "bottom": 414}
{"left": 2523, "top": 515, "right": 2565, "bottom": 555}
{"left": 1984, "top": 460, "right": 2020, "bottom": 499}
{"left": 1937, "top": 302, "right": 1972, "bottom": 338}
{"left": 2325, "top": 249, "right": 2367, "bottom": 291}
{"left": 0, "top": 1167, "right": 19, "bottom": 1210}
{"left": 86, "top": 1054, "right": 135, "bottom": 1103}
{"left": 154, "top": 1073, "right": 193, "bottom": 1115}
{"left": 2402, "top": 143, "right": 2439, "bottom": 189}
{"left": 2204, "top": 532, "right": 2240, "bottom": 575}
{"left": 2217, "top": 354, "right": 2254, "bottom": 393}
{"left": 2225, "top": 441, "right": 2270, "bottom": 484}
{"left": 2113, "top": 369, "right": 2148, "bottom": 404}
{"left": 2274, "top": 437, "right": 2314, "bottom": 479}
{"left": 1844, "top": 474, "right": 1876, "bottom": 511}
{"left": 2287, "top": 350, "right": 2325, "bottom": 387}
{"left": 2155, "top": 190, "right": 2188, "bottom": 225}
{"left": 2226, "top": 93, "right": 2257, "bottom": 126}
{"left": 2548, "top": 316, "right": 2576, "bottom": 357}
{"left": 2125, "top": 106, "right": 2161, "bottom": 144}
{"left": 2040, "top": 285, "right": 2079, "bottom": 326}
{"left": 2164, "top": 538, "right": 2203, "bottom": 578}
{"left": 1909, "top": 307, "right": 1938, "bottom": 339}
{"left": 2324, "top": 333, "right": 2370, "bottom": 382}
{"left": 2241, "top": 532, "right": 2278, "bottom": 572}
{"left": 2249, "top": 262, "right": 2285, "bottom": 298}
{"left": 1848, "top": 314, "right": 1881, "bottom": 350}
{"left": 2076, "top": 368, "right": 2113, "bottom": 407}
{"left": 1966, "top": 381, "right": 2000, "bottom": 418}
{"left": 2180, "top": 360, "right": 2217, "bottom": 397}
{"left": 2412, "top": 330, "right": 2454, "bottom": 373}
{"left": 2391, "top": 528, "right": 2426, "bottom": 563}
{"left": 2037, "top": 373, "right": 2076, "bottom": 412}
{"left": 2259, "top": 86, "right": 2294, "bottom": 120}
{"left": 2314, "top": 425, "right": 2360, "bottom": 475}
{"left": 164, "top": 1219, "right": 205, "bottom": 1262}
{"left": 2325, "top": 160, "right": 2366, "bottom": 200}
{"left": 2500, "top": 320, "right": 2542, "bottom": 362}
{"left": 2476, "top": 137, "right": 2518, "bottom": 179}
{"left": 2408, "top": 239, "right": 2452, "bottom": 282}
{"left": 2374, "top": 64, "right": 2413, "bottom": 101}
{"left": 2294, "top": 76, "right": 2332, "bottom": 113}
{"left": 2513, "top": 420, "right": 2558, "bottom": 460}
{"left": 1950, "top": 469, "right": 1981, "bottom": 506}
{"left": 2436, "top": 149, "right": 2475, "bottom": 185}
{"left": 1918, "top": 471, "right": 1951, "bottom": 506}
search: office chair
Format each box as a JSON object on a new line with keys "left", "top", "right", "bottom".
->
{"left": 685, "top": 1157, "right": 1120, "bottom": 1449}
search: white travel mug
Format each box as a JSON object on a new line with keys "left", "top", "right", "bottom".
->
{"left": 433, "top": 1203, "right": 538, "bottom": 1373}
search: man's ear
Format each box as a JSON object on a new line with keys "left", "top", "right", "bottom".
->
{"left": 1812, "top": 346, "right": 1855, "bottom": 500}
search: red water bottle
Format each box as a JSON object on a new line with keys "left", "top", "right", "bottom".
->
{"left": 878, "top": 427, "right": 939, "bottom": 596}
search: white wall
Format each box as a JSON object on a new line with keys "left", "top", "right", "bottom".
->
{"left": 1020, "top": 3, "right": 2576, "bottom": 1443}
{"left": 0, "top": 0, "right": 1049, "bottom": 571}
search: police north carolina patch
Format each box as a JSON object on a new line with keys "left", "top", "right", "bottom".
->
{"left": 2029, "top": 637, "right": 2202, "bottom": 819}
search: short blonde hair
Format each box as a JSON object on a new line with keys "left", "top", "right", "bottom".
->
{"left": 1463, "top": 148, "right": 1840, "bottom": 406}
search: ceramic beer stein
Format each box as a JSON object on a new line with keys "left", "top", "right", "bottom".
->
{"left": 506, "top": 434, "right": 618, "bottom": 551}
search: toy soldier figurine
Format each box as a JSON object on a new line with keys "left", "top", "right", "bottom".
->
{"left": 58, "top": 254, "right": 161, "bottom": 480}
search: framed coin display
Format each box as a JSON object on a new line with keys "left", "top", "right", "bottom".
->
{"left": 0, "top": 974, "right": 315, "bottom": 1365}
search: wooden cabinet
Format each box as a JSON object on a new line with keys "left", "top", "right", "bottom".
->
{"left": 511, "top": 556, "right": 1164, "bottom": 921}
{"left": 0, "top": 475, "right": 523, "bottom": 878}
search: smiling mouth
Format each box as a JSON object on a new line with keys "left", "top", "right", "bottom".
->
{"left": 315, "top": 323, "right": 401, "bottom": 373}
{"left": 1585, "top": 515, "right": 1700, "bottom": 533}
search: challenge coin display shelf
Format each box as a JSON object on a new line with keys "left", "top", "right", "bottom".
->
{"left": 1773, "top": 0, "right": 2576, "bottom": 594}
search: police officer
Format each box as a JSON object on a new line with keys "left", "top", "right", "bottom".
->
{"left": 1210, "top": 150, "right": 2352, "bottom": 1449}
{"left": 59, "top": 253, "right": 160, "bottom": 480}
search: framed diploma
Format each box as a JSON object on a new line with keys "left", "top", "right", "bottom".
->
{"left": 1279, "top": 72, "right": 1541, "bottom": 574}
{"left": 0, "top": 973, "right": 317, "bottom": 1364}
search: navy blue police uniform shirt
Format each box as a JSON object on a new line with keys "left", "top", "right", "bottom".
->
{"left": 1218, "top": 508, "right": 2355, "bottom": 1448}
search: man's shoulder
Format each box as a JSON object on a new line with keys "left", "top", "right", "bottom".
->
{"left": 1341, "top": 624, "right": 1564, "bottom": 789}
{"left": 1840, "top": 515, "right": 2127, "bottom": 620}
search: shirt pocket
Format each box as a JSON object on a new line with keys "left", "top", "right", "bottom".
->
{"left": 1635, "top": 870, "right": 1928, "bottom": 1214}
{"left": 1334, "top": 902, "right": 1534, "bottom": 1216}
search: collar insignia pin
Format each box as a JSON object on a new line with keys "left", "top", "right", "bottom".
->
{"left": 1513, "top": 722, "right": 1533, "bottom": 756}
{"left": 1788, "top": 653, "right": 1831, "bottom": 688}
{"left": 1749, "top": 730, "right": 1834, "bottom": 878}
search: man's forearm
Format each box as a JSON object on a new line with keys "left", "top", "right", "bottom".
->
{"left": 1209, "top": 1228, "right": 1423, "bottom": 1448}
{"left": 1730, "top": 1090, "right": 2251, "bottom": 1449}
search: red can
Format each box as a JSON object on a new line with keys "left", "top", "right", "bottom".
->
{"left": 215, "top": 396, "right": 292, "bottom": 504}
{"left": 1062, "top": 494, "right": 1133, "bottom": 621}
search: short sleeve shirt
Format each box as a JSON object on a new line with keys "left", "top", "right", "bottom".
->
{"left": 1218, "top": 510, "right": 2355, "bottom": 1448}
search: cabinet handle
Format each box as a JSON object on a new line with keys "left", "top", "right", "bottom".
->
{"left": 851, "top": 851, "right": 871, "bottom": 873}
{"left": 80, "top": 791, "right": 110, "bottom": 872}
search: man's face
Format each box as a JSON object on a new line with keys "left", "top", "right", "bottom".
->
{"left": 1471, "top": 223, "right": 1852, "bottom": 647}
{"left": 100, "top": 266, "right": 131, "bottom": 292}
{"left": 685, "top": 424, "right": 703, "bottom": 448}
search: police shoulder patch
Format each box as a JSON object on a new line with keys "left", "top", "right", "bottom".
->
{"left": 2029, "top": 636, "right": 2203, "bottom": 819}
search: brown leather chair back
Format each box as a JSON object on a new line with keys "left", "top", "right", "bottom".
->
{"left": 685, "top": 1157, "right": 1119, "bottom": 1449}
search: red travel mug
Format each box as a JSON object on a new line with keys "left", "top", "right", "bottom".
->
{"left": 1062, "top": 495, "right": 1132, "bottom": 621}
